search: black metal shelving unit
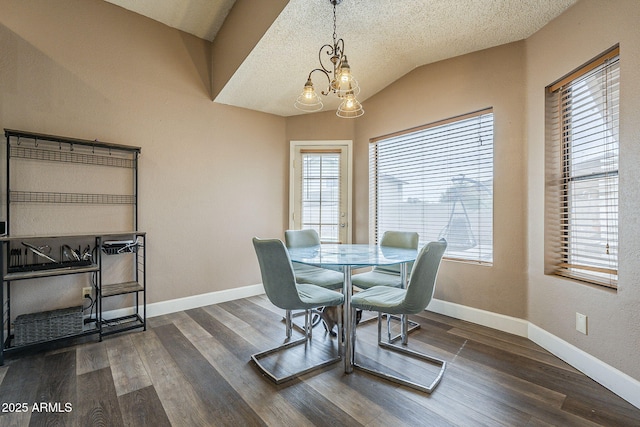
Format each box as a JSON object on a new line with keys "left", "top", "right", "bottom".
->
{"left": 1, "top": 129, "right": 146, "bottom": 364}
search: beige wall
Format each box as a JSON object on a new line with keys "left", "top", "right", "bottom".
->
{"left": 0, "top": 0, "right": 287, "bottom": 314}
{"left": 286, "top": 111, "right": 356, "bottom": 143}
{"left": 526, "top": 0, "right": 640, "bottom": 380}
{"left": 356, "top": 42, "right": 528, "bottom": 319}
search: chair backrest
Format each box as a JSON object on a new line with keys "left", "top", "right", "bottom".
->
{"left": 401, "top": 239, "right": 447, "bottom": 314}
{"left": 252, "top": 237, "right": 304, "bottom": 310}
{"left": 375, "top": 230, "right": 419, "bottom": 274}
{"left": 284, "top": 229, "right": 321, "bottom": 248}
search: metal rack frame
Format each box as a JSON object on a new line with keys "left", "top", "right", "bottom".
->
{"left": 1, "top": 129, "right": 145, "bottom": 364}
{"left": 98, "top": 232, "right": 146, "bottom": 338}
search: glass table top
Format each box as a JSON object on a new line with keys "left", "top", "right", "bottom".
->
{"left": 287, "top": 244, "right": 417, "bottom": 268}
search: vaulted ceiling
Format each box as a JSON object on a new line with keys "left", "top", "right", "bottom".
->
{"left": 102, "top": 0, "right": 577, "bottom": 117}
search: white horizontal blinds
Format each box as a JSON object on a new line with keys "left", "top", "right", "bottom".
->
{"left": 301, "top": 150, "right": 341, "bottom": 243}
{"left": 370, "top": 109, "right": 494, "bottom": 263}
{"left": 549, "top": 49, "right": 619, "bottom": 288}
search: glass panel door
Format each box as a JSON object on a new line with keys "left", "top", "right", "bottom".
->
{"left": 290, "top": 141, "right": 351, "bottom": 243}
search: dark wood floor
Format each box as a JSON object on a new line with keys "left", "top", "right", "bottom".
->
{"left": 1, "top": 294, "right": 639, "bottom": 426}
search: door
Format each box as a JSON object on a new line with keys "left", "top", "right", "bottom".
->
{"left": 290, "top": 140, "right": 352, "bottom": 243}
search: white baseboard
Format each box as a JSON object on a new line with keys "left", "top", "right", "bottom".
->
{"left": 427, "top": 298, "right": 640, "bottom": 410}
{"left": 528, "top": 323, "right": 640, "bottom": 409}
{"left": 101, "top": 283, "right": 265, "bottom": 321}
{"left": 427, "top": 298, "right": 529, "bottom": 337}
{"left": 147, "top": 283, "right": 265, "bottom": 318}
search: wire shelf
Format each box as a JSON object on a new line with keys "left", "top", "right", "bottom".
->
{"left": 10, "top": 191, "right": 135, "bottom": 205}
{"left": 10, "top": 145, "right": 135, "bottom": 168}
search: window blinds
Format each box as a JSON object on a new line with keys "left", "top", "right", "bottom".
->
{"left": 370, "top": 109, "right": 494, "bottom": 263}
{"left": 546, "top": 48, "right": 619, "bottom": 288}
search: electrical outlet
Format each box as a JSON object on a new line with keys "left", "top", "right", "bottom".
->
{"left": 82, "top": 287, "right": 92, "bottom": 299}
{"left": 576, "top": 312, "right": 588, "bottom": 335}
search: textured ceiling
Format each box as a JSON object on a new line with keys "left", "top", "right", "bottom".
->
{"left": 103, "top": 0, "right": 577, "bottom": 117}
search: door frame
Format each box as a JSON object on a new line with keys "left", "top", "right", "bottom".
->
{"left": 289, "top": 140, "right": 353, "bottom": 244}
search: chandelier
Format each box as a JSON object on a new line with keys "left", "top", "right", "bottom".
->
{"left": 294, "top": 0, "right": 364, "bottom": 118}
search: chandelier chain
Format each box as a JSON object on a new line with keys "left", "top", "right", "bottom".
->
{"left": 333, "top": 3, "right": 338, "bottom": 48}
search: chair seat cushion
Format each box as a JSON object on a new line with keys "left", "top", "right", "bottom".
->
{"left": 351, "top": 286, "right": 408, "bottom": 315}
{"left": 292, "top": 263, "right": 343, "bottom": 290}
{"left": 296, "top": 283, "right": 345, "bottom": 308}
{"left": 352, "top": 270, "right": 403, "bottom": 289}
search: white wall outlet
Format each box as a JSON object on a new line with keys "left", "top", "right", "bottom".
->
{"left": 576, "top": 312, "right": 588, "bottom": 335}
{"left": 82, "top": 287, "right": 92, "bottom": 299}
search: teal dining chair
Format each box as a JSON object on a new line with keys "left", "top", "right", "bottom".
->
{"left": 350, "top": 239, "right": 447, "bottom": 393}
{"left": 285, "top": 229, "right": 344, "bottom": 334}
{"left": 251, "top": 237, "right": 344, "bottom": 384}
{"left": 351, "top": 230, "right": 419, "bottom": 289}
{"left": 352, "top": 230, "right": 420, "bottom": 340}
{"left": 284, "top": 229, "right": 343, "bottom": 290}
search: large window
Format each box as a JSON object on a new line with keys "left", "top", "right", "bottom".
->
{"left": 370, "top": 109, "right": 494, "bottom": 263}
{"left": 545, "top": 46, "right": 619, "bottom": 288}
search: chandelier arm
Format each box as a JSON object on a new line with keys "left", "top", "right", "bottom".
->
{"left": 308, "top": 68, "right": 333, "bottom": 96}
{"left": 318, "top": 43, "right": 337, "bottom": 74}
{"left": 334, "top": 38, "right": 345, "bottom": 59}
{"left": 333, "top": 38, "right": 345, "bottom": 75}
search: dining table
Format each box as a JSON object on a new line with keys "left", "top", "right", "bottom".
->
{"left": 287, "top": 243, "right": 418, "bottom": 373}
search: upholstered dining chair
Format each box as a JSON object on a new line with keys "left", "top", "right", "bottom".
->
{"left": 351, "top": 230, "right": 419, "bottom": 290}
{"left": 251, "top": 237, "right": 344, "bottom": 384}
{"left": 285, "top": 229, "right": 345, "bottom": 334}
{"left": 284, "top": 229, "right": 343, "bottom": 290}
{"left": 352, "top": 230, "right": 420, "bottom": 339}
{"left": 350, "top": 239, "right": 447, "bottom": 393}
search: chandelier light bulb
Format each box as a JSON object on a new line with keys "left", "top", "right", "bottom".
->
{"left": 294, "top": 78, "right": 323, "bottom": 112}
{"left": 336, "top": 91, "right": 364, "bottom": 118}
{"left": 304, "top": 88, "right": 315, "bottom": 99}
{"left": 334, "top": 56, "right": 360, "bottom": 96}
{"left": 345, "top": 97, "right": 354, "bottom": 109}
{"left": 338, "top": 56, "right": 354, "bottom": 84}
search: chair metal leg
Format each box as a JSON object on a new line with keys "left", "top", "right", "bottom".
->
{"left": 285, "top": 310, "right": 293, "bottom": 339}
{"left": 337, "top": 302, "right": 344, "bottom": 357}
{"left": 252, "top": 309, "right": 343, "bottom": 384}
{"left": 360, "top": 312, "right": 420, "bottom": 344}
{"left": 285, "top": 309, "right": 323, "bottom": 335}
{"left": 349, "top": 306, "right": 357, "bottom": 368}
{"left": 401, "top": 314, "right": 408, "bottom": 344}
{"left": 353, "top": 312, "right": 446, "bottom": 394}
{"left": 387, "top": 314, "right": 420, "bottom": 344}
{"left": 306, "top": 310, "right": 312, "bottom": 339}
{"left": 386, "top": 313, "right": 391, "bottom": 341}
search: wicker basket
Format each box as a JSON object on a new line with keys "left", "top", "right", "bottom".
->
{"left": 14, "top": 306, "right": 83, "bottom": 346}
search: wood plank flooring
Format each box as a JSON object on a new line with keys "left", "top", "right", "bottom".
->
{"left": 1, "top": 295, "right": 639, "bottom": 426}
